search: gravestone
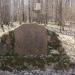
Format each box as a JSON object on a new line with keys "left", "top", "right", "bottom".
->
{"left": 14, "top": 23, "right": 48, "bottom": 56}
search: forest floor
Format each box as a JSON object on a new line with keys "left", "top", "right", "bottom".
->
{"left": 0, "top": 22, "right": 75, "bottom": 63}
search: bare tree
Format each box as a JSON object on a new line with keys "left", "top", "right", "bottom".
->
{"left": 21, "top": 0, "right": 24, "bottom": 22}
{"left": 0, "top": 0, "right": 10, "bottom": 27}
{"left": 45, "top": 0, "right": 48, "bottom": 25}
{"left": 28, "top": 0, "right": 31, "bottom": 23}
{"left": 57, "top": 0, "right": 64, "bottom": 32}
{"left": 0, "top": 0, "right": 4, "bottom": 31}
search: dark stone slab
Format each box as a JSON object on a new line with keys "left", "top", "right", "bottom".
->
{"left": 14, "top": 23, "right": 48, "bottom": 56}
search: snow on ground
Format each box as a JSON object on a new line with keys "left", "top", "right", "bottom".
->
{"left": 0, "top": 22, "right": 28, "bottom": 37}
{"left": 0, "top": 22, "right": 20, "bottom": 37}
{"left": 46, "top": 24, "right": 75, "bottom": 63}
{"left": 58, "top": 33, "right": 75, "bottom": 63}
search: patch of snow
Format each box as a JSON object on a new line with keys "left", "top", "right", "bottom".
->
{"left": 50, "top": 50, "right": 59, "bottom": 55}
{"left": 0, "top": 22, "right": 20, "bottom": 37}
{"left": 0, "top": 22, "right": 41, "bottom": 37}
{"left": 46, "top": 24, "right": 75, "bottom": 63}
{"left": 58, "top": 33, "right": 75, "bottom": 63}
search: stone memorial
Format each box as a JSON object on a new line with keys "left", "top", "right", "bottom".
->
{"left": 14, "top": 23, "right": 48, "bottom": 55}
